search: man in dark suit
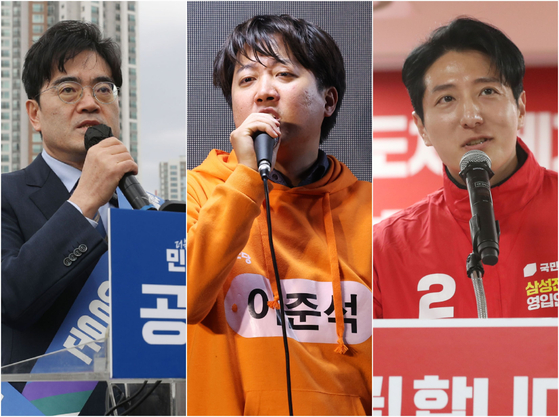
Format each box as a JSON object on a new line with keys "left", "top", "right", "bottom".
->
{"left": 2, "top": 20, "right": 135, "bottom": 378}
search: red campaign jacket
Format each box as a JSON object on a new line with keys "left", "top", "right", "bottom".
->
{"left": 374, "top": 139, "right": 558, "bottom": 319}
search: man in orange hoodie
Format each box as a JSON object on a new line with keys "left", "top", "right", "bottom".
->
{"left": 187, "top": 15, "right": 372, "bottom": 415}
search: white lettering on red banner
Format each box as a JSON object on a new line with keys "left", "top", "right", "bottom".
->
{"left": 373, "top": 375, "right": 557, "bottom": 416}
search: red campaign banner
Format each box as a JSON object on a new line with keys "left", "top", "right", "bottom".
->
{"left": 373, "top": 318, "right": 558, "bottom": 416}
{"left": 373, "top": 67, "right": 559, "bottom": 223}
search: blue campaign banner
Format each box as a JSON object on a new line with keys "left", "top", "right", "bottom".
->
{"left": 1, "top": 382, "right": 44, "bottom": 416}
{"left": 108, "top": 209, "right": 186, "bottom": 379}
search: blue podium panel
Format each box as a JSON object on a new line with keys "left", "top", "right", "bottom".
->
{"left": 108, "top": 210, "right": 186, "bottom": 379}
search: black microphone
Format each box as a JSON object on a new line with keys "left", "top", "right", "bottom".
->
{"left": 459, "top": 150, "right": 500, "bottom": 266}
{"left": 84, "top": 124, "right": 156, "bottom": 210}
{"left": 253, "top": 132, "right": 277, "bottom": 178}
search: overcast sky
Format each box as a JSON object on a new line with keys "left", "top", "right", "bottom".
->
{"left": 138, "top": 2, "right": 186, "bottom": 195}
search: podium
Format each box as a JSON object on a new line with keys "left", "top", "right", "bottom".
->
{"left": 373, "top": 318, "right": 558, "bottom": 416}
{"left": 1, "top": 210, "right": 186, "bottom": 415}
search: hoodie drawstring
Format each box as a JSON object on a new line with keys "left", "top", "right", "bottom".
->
{"left": 257, "top": 193, "right": 348, "bottom": 354}
{"left": 257, "top": 213, "right": 281, "bottom": 310}
{"left": 322, "top": 193, "right": 348, "bottom": 354}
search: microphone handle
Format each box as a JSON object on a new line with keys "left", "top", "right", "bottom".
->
{"left": 119, "top": 174, "right": 154, "bottom": 210}
{"left": 254, "top": 132, "right": 276, "bottom": 178}
{"left": 465, "top": 167, "right": 499, "bottom": 265}
{"left": 84, "top": 125, "right": 155, "bottom": 211}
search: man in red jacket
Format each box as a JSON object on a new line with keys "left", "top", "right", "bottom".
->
{"left": 374, "top": 17, "right": 558, "bottom": 319}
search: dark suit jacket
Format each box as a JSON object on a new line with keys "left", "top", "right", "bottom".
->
{"left": 1, "top": 154, "right": 108, "bottom": 366}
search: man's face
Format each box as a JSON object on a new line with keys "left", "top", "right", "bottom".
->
{"left": 413, "top": 50, "right": 526, "bottom": 185}
{"left": 27, "top": 51, "right": 120, "bottom": 169}
{"left": 230, "top": 42, "right": 337, "bottom": 150}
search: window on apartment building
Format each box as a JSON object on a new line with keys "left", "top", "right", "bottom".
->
{"left": 32, "top": 14, "right": 44, "bottom": 23}
{"left": 32, "top": 133, "right": 41, "bottom": 143}
{"left": 32, "top": 4, "right": 44, "bottom": 12}
{"left": 32, "top": 25, "right": 43, "bottom": 33}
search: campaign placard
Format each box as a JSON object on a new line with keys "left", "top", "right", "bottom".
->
{"left": 109, "top": 209, "right": 186, "bottom": 379}
{"left": 373, "top": 318, "right": 558, "bottom": 416}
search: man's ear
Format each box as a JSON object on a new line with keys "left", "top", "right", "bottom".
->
{"left": 26, "top": 100, "right": 42, "bottom": 133}
{"left": 412, "top": 111, "right": 432, "bottom": 146}
{"left": 323, "top": 87, "right": 338, "bottom": 118}
{"left": 517, "top": 90, "right": 526, "bottom": 130}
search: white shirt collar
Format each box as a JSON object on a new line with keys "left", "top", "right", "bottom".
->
{"left": 41, "top": 149, "right": 82, "bottom": 193}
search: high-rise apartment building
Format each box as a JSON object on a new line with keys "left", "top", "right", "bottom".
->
{"left": 159, "top": 155, "right": 185, "bottom": 201}
{"left": 1, "top": 1, "right": 139, "bottom": 174}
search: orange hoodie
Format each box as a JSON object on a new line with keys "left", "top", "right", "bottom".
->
{"left": 187, "top": 150, "right": 372, "bottom": 415}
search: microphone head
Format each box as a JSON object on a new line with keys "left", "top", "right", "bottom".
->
{"left": 460, "top": 150, "right": 492, "bottom": 171}
{"left": 84, "top": 124, "right": 112, "bottom": 151}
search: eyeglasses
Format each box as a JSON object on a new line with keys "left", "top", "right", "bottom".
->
{"left": 35, "top": 81, "right": 119, "bottom": 104}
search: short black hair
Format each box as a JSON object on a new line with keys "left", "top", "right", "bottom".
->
{"left": 22, "top": 20, "right": 122, "bottom": 104}
{"left": 402, "top": 17, "right": 525, "bottom": 123}
{"left": 213, "top": 14, "right": 346, "bottom": 143}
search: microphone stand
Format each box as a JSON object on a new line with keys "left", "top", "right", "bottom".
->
{"left": 459, "top": 152, "right": 500, "bottom": 319}
{"left": 467, "top": 252, "right": 488, "bottom": 319}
